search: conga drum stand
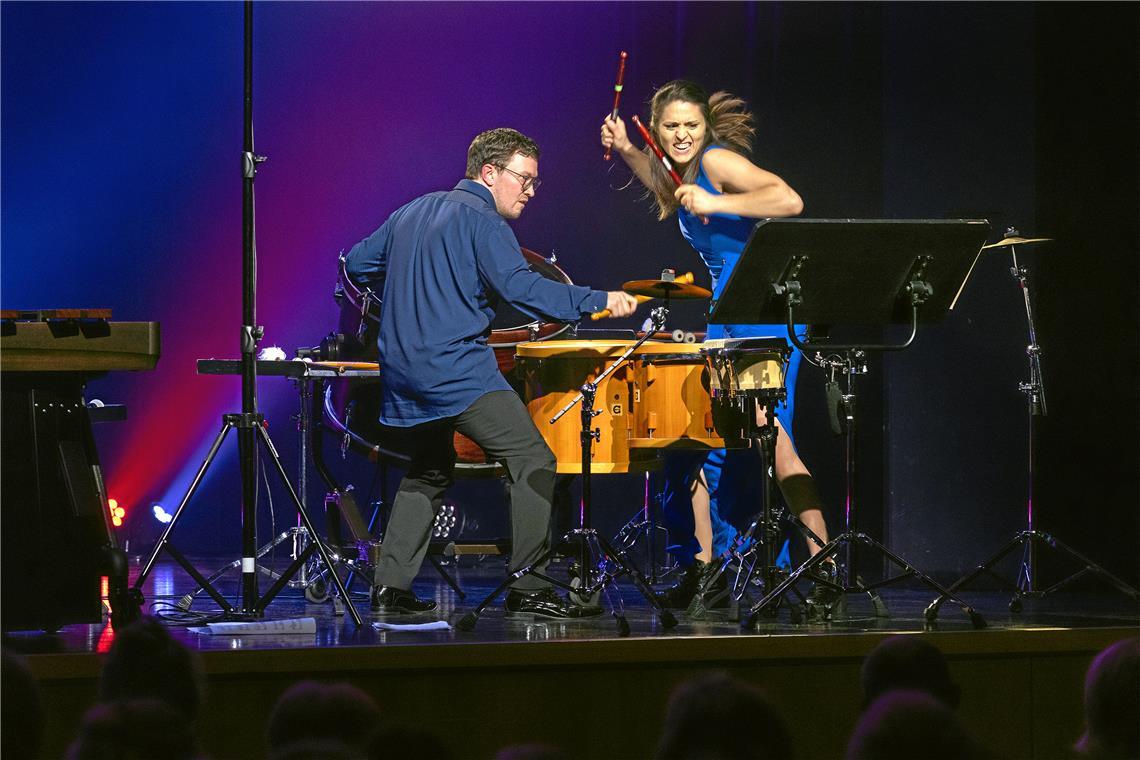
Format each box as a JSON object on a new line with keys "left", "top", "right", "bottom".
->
{"left": 925, "top": 232, "right": 1140, "bottom": 618}
{"left": 458, "top": 306, "right": 680, "bottom": 635}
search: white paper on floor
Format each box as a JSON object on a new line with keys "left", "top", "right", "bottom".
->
{"left": 372, "top": 620, "right": 452, "bottom": 631}
{"left": 189, "top": 617, "right": 317, "bottom": 635}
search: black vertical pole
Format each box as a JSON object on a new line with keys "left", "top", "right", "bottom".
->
{"left": 579, "top": 384, "right": 595, "bottom": 587}
{"left": 239, "top": 0, "right": 261, "bottom": 613}
{"left": 844, "top": 356, "right": 858, "bottom": 586}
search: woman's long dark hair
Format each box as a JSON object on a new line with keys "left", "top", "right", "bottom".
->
{"left": 643, "top": 80, "right": 756, "bottom": 220}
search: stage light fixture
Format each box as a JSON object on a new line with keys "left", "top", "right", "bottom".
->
{"left": 152, "top": 504, "right": 173, "bottom": 524}
{"left": 431, "top": 503, "right": 461, "bottom": 539}
{"left": 108, "top": 498, "right": 126, "bottom": 527}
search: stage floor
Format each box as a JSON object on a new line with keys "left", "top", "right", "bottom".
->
{"left": 9, "top": 553, "right": 1138, "bottom": 655}
{"left": 8, "top": 555, "right": 1138, "bottom": 760}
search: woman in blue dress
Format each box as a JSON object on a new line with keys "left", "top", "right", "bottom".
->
{"left": 601, "top": 80, "right": 834, "bottom": 612}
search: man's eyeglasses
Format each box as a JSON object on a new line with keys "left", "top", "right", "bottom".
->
{"left": 496, "top": 165, "right": 542, "bottom": 192}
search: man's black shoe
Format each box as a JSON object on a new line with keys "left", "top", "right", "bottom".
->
{"left": 504, "top": 587, "right": 603, "bottom": 620}
{"left": 370, "top": 585, "right": 437, "bottom": 614}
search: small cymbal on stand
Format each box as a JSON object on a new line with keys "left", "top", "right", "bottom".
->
{"left": 622, "top": 279, "right": 712, "bottom": 299}
{"left": 981, "top": 235, "right": 1053, "bottom": 250}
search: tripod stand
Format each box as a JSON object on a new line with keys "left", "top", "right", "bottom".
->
{"left": 458, "top": 306, "right": 680, "bottom": 635}
{"left": 685, "top": 373, "right": 831, "bottom": 622}
{"left": 925, "top": 232, "right": 1140, "bottom": 618}
{"left": 706, "top": 219, "right": 993, "bottom": 629}
{"left": 131, "top": 2, "right": 361, "bottom": 627}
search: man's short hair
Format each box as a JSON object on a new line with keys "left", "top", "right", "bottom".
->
{"left": 466, "top": 128, "right": 539, "bottom": 179}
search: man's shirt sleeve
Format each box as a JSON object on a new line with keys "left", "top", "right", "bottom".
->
{"left": 474, "top": 219, "right": 608, "bottom": 322}
{"left": 344, "top": 218, "right": 391, "bottom": 293}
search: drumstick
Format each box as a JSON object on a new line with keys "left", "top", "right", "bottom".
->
{"left": 591, "top": 272, "right": 695, "bottom": 320}
{"left": 603, "top": 51, "right": 628, "bottom": 161}
{"left": 631, "top": 115, "right": 683, "bottom": 186}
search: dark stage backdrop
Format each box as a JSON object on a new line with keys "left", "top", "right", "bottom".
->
{"left": 2, "top": 3, "right": 1136, "bottom": 584}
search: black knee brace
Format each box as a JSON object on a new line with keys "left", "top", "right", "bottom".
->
{"left": 778, "top": 473, "right": 824, "bottom": 515}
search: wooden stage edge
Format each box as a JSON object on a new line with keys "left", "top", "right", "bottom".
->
{"left": 24, "top": 624, "right": 1140, "bottom": 759}
{"left": 28, "top": 623, "right": 1136, "bottom": 681}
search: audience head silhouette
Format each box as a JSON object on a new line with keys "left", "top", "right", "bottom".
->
{"left": 2, "top": 648, "right": 44, "bottom": 760}
{"left": 1075, "top": 636, "right": 1139, "bottom": 759}
{"left": 494, "top": 743, "right": 573, "bottom": 760}
{"left": 655, "top": 672, "right": 793, "bottom": 760}
{"left": 66, "top": 698, "right": 201, "bottom": 760}
{"left": 860, "top": 635, "right": 960, "bottom": 709}
{"left": 99, "top": 616, "right": 205, "bottom": 721}
{"left": 846, "top": 690, "right": 988, "bottom": 760}
{"left": 267, "top": 680, "right": 382, "bottom": 755}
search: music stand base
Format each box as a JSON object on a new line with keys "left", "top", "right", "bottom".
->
{"left": 744, "top": 531, "right": 986, "bottom": 630}
{"left": 925, "top": 530, "right": 1140, "bottom": 618}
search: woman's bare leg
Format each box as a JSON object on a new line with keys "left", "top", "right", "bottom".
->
{"left": 691, "top": 471, "right": 714, "bottom": 563}
{"left": 768, "top": 414, "right": 831, "bottom": 557}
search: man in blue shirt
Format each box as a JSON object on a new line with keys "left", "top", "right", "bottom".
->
{"left": 345, "top": 128, "right": 637, "bottom": 618}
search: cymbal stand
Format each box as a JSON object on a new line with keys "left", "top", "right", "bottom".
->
{"left": 925, "top": 235, "right": 1139, "bottom": 617}
{"left": 458, "top": 307, "right": 679, "bottom": 634}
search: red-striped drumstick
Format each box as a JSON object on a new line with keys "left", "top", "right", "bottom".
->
{"left": 603, "top": 51, "right": 629, "bottom": 161}
{"left": 631, "top": 115, "right": 683, "bottom": 186}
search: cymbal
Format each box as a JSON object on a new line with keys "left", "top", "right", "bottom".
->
{"left": 622, "top": 278, "right": 712, "bottom": 299}
{"left": 981, "top": 235, "right": 1052, "bottom": 250}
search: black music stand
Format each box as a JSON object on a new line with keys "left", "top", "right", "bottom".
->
{"left": 709, "top": 219, "right": 991, "bottom": 629}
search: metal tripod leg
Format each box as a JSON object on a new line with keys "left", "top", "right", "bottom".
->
{"left": 455, "top": 542, "right": 564, "bottom": 632}
{"left": 132, "top": 420, "right": 236, "bottom": 609}
{"left": 457, "top": 527, "right": 678, "bottom": 634}
{"left": 746, "top": 531, "right": 986, "bottom": 630}
{"left": 256, "top": 424, "right": 362, "bottom": 626}
{"left": 925, "top": 530, "right": 1140, "bottom": 618}
{"left": 428, "top": 554, "right": 466, "bottom": 601}
{"left": 179, "top": 528, "right": 314, "bottom": 608}
{"left": 590, "top": 530, "right": 679, "bottom": 634}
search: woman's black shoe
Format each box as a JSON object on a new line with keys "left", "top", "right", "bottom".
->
{"left": 370, "top": 586, "right": 437, "bottom": 614}
{"left": 653, "top": 561, "right": 705, "bottom": 609}
{"left": 805, "top": 560, "right": 845, "bottom": 621}
{"left": 505, "top": 587, "right": 603, "bottom": 620}
{"left": 686, "top": 560, "right": 730, "bottom": 619}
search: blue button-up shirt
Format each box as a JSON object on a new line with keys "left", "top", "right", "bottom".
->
{"left": 345, "top": 179, "right": 609, "bottom": 426}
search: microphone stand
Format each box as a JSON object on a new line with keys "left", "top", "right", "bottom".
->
{"left": 132, "top": 1, "right": 360, "bottom": 626}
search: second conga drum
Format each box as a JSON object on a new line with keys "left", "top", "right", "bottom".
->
{"left": 629, "top": 344, "right": 749, "bottom": 450}
{"left": 515, "top": 340, "right": 657, "bottom": 474}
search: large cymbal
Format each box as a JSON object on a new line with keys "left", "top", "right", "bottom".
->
{"left": 623, "top": 278, "right": 712, "bottom": 299}
{"left": 981, "top": 235, "right": 1053, "bottom": 250}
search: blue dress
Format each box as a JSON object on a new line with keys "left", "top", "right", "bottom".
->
{"left": 664, "top": 146, "right": 803, "bottom": 561}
